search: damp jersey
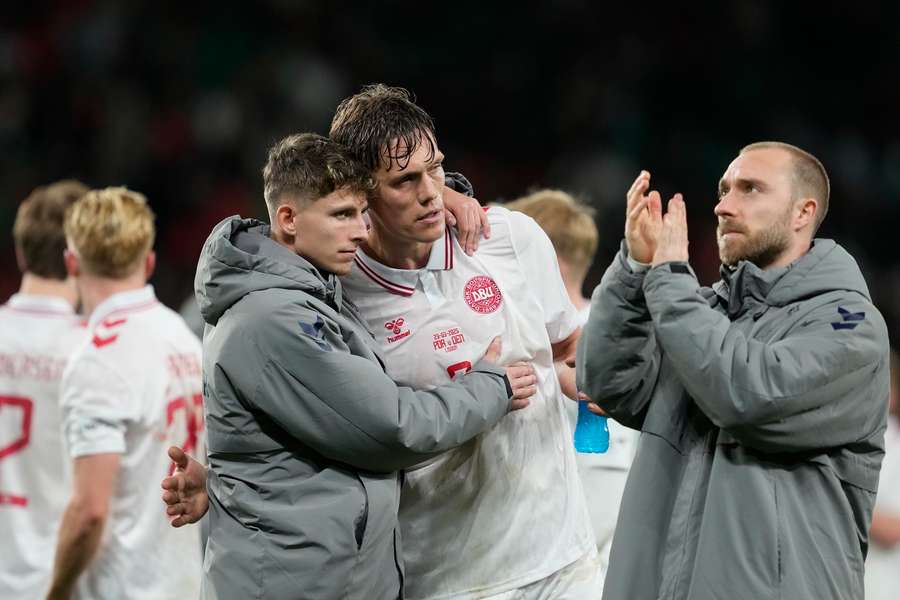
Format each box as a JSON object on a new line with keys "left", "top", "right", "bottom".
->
{"left": 60, "top": 286, "right": 204, "bottom": 600}
{"left": 343, "top": 206, "right": 594, "bottom": 599}
{"left": 0, "top": 294, "right": 85, "bottom": 599}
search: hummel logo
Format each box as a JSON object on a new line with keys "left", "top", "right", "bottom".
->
{"left": 831, "top": 306, "right": 865, "bottom": 330}
{"left": 299, "top": 315, "right": 330, "bottom": 351}
{"left": 384, "top": 318, "right": 405, "bottom": 335}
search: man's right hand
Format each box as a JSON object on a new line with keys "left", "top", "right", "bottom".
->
{"left": 484, "top": 337, "right": 535, "bottom": 411}
{"left": 161, "top": 446, "right": 210, "bottom": 527}
{"left": 625, "top": 170, "right": 663, "bottom": 264}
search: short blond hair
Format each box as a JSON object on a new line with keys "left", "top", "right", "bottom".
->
{"left": 505, "top": 189, "right": 598, "bottom": 273}
{"left": 65, "top": 187, "right": 156, "bottom": 278}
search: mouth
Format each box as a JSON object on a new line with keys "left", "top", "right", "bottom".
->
{"left": 717, "top": 223, "right": 746, "bottom": 238}
{"left": 416, "top": 209, "right": 443, "bottom": 225}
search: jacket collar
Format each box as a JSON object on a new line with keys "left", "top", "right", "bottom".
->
{"left": 353, "top": 227, "right": 455, "bottom": 297}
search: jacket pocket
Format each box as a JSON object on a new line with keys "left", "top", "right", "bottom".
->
{"left": 353, "top": 473, "right": 370, "bottom": 551}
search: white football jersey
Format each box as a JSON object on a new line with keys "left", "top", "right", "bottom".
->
{"left": 343, "top": 207, "right": 594, "bottom": 599}
{"left": 0, "top": 294, "right": 85, "bottom": 599}
{"left": 60, "top": 286, "right": 204, "bottom": 600}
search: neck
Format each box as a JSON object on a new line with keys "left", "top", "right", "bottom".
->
{"left": 18, "top": 273, "right": 78, "bottom": 308}
{"left": 565, "top": 282, "right": 590, "bottom": 312}
{"left": 558, "top": 260, "right": 590, "bottom": 311}
{"left": 363, "top": 227, "right": 434, "bottom": 270}
{"left": 766, "top": 237, "right": 813, "bottom": 270}
{"left": 79, "top": 271, "right": 147, "bottom": 318}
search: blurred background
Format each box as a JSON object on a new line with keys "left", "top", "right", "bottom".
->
{"left": 1, "top": 1, "right": 898, "bottom": 338}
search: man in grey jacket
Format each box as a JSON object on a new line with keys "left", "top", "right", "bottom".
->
{"left": 578, "top": 141, "right": 890, "bottom": 600}
{"left": 187, "top": 133, "right": 534, "bottom": 599}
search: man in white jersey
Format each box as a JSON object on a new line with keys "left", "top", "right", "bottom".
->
{"left": 505, "top": 190, "right": 639, "bottom": 577}
{"left": 164, "top": 86, "right": 601, "bottom": 598}
{"left": 0, "top": 181, "right": 88, "bottom": 599}
{"left": 330, "top": 85, "right": 600, "bottom": 599}
{"left": 46, "top": 188, "right": 203, "bottom": 599}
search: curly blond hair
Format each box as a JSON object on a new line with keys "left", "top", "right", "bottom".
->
{"left": 65, "top": 187, "right": 156, "bottom": 278}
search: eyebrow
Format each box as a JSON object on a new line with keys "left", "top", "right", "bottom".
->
{"left": 385, "top": 152, "right": 444, "bottom": 184}
{"left": 720, "top": 177, "right": 768, "bottom": 191}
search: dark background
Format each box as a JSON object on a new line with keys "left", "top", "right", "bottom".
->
{"left": 2, "top": 1, "right": 898, "bottom": 338}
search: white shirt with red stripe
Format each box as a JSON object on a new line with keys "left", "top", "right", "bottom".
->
{"left": 60, "top": 285, "right": 204, "bottom": 600}
{"left": 343, "top": 207, "right": 594, "bottom": 599}
{"left": 0, "top": 294, "right": 85, "bottom": 599}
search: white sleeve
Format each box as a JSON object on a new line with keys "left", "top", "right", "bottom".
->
{"left": 61, "top": 353, "right": 131, "bottom": 457}
{"left": 505, "top": 209, "right": 580, "bottom": 343}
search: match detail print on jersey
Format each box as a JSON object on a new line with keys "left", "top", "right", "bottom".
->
{"left": 463, "top": 276, "right": 502, "bottom": 314}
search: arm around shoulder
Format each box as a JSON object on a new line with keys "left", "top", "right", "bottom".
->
{"left": 243, "top": 303, "right": 513, "bottom": 472}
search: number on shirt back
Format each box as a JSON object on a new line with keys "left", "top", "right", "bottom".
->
{"left": 0, "top": 395, "right": 33, "bottom": 507}
{"left": 166, "top": 393, "right": 203, "bottom": 475}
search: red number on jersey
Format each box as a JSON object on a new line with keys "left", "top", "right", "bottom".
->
{"left": 0, "top": 395, "right": 33, "bottom": 507}
{"left": 165, "top": 393, "right": 203, "bottom": 475}
{"left": 446, "top": 361, "right": 473, "bottom": 379}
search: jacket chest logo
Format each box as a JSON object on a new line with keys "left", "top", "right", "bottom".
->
{"left": 463, "top": 276, "right": 502, "bottom": 314}
{"left": 384, "top": 317, "right": 411, "bottom": 343}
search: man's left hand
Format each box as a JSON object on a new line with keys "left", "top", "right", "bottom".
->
{"left": 651, "top": 194, "right": 689, "bottom": 266}
{"left": 443, "top": 185, "right": 490, "bottom": 255}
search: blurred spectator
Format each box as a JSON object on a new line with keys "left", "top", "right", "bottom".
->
{"left": 505, "top": 188, "right": 639, "bottom": 576}
{"left": 866, "top": 350, "right": 900, "bottom": 600}
{"left": 0, "top": 5, "right": 897, "bottom": 346}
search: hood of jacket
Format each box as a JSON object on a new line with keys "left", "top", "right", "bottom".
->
{"left": 195, "top": 215, "right": 342, "bottom": 326}
{"left": 712, "top": 239, "right": 871, "bottom": 318}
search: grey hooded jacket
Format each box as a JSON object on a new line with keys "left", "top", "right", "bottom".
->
{"left": 578, "top": 239, "right": 889, "bottom": 600}
{"left": 195, "top": 217, "right": 514, "bottom": 600}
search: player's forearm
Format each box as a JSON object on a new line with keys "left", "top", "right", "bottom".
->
{"left": 870, "top": 510, "right": 900, "bottom": 548}
{"left": 551, "top": 328, "right": 579, "bottom": 363}
{"left": 555, "top": 362, "right": 578, "bottom": 400}
{"left": 46, "top": 502, "right": 107, "bottom": 599}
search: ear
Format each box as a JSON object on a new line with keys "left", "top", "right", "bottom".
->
{"left": 794, "top": 197, "right": 818, "bottom": 231}
{"left": 64, "top": 248, "right": 79, "bottom": 278}
{"left": 14, "top": 245, "right": 25, "bottom": 273}
{"left": 144, "top": 251, "right": 156, "bottom": 279}
{"left": 275, "top": 203, "right": 297, "bottom": 237}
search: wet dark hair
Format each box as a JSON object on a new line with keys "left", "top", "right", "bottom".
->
{"left": 329, "top": 84, "right": 436, "bottom": 172}
{"left": 262, "top": 133, "right": 374, "bottom": 219}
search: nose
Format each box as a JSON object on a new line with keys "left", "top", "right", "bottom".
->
{"left": 417, "top": 173, "right": 440, "bottom": 205}
{"left": 350, "top": 214, "right": 369, "bottom": 243}
{"left": 714, "top": 191, "right": 736, "bottom": 219}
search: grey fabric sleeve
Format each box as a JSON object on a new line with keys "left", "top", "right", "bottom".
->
{"left": 236, "top": 305, "right": 512, "bottom": 473}
{"left": 444, "top": 172, "right": 474, "bottom": 197}
{"left": 643, "top": 263, "right": 889, "bottom": 453}
{"left": 577, "top": 243, "right": 660, "bottom": 430}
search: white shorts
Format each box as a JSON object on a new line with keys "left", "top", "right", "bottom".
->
{"left": 481, "top": 551, "right": 604, "bottom": 600}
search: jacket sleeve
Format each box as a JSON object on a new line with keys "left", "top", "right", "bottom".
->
{"left": 643, "top": 262, "right": 889, "bottom": 453}
{"left": 577, "top": 245, "right": 661, "bottom": 430}
{"left": 233, "top": 303, "right": 512, "bottom": 472}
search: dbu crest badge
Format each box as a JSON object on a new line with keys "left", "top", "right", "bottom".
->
{"left": 463, "top": 276, "right": 502, "bottom": 314}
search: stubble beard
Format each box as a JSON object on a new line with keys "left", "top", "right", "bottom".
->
{"left": 718, "top": 221, "right": 791, "bottom": 269}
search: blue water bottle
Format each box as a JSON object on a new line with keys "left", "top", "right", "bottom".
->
{"left": 574, "top": 401, "right": 609, "bottom": 453}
